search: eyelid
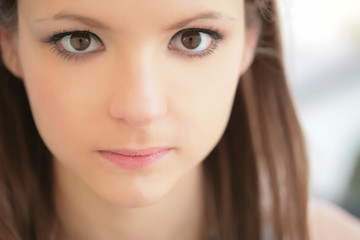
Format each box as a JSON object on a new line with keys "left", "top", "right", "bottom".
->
{"left": 44, "top": 29, "right": 105, "bottom": 61}
{"left": 44, "top": 27, "right": 224, "bottom": 61}
{"left": 169, "top": 27, "right": 224, "bottom": 42}
{"left": 45, "top": 29, "right": 104, "bottom": 45}
{"left": 168, "top": 26, "right": 224, "bottom": 59}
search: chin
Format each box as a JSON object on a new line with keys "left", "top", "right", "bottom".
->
{"left": 96, "top": 178, "right": 175, "bottom": 209}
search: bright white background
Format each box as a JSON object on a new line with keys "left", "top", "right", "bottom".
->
{"left": 278, "top": 0, "right": 360, "bottom": 203}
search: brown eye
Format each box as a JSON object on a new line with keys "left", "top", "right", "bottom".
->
{"left": 59, "top": 31, "right": 103, "bottom": 53}
{"left": 169, "top": 30, "right": 215, "bottom": 55}
{"left": 70, "top": 32, "right": 91, "bottom": 51}
{"left": 181, "top": 31, "right": 202, "bottom": 49}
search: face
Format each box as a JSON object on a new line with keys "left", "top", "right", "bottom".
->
{"left": 2, "top": 0, "right": 258, "bottom": 207}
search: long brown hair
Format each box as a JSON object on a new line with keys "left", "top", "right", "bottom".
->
{"left": 0, "top": 0, "right": 309, "bottom": 239}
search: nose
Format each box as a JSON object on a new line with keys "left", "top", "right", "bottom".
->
{"left": 108, "top": 50, "right": 168, "bottom": 128}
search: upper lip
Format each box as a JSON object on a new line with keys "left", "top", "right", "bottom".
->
{"left": 98, "top": 148, "right": 172, "bottom": 157}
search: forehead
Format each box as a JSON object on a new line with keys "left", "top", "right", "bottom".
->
{"left": 18, "top": 0, "right": 244, "bottom": 29}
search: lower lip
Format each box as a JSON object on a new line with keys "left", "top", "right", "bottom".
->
{"left": 98, "top": 149, "right": 171, "bottom": 169}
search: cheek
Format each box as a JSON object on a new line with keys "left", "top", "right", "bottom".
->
{"left": 169, "top": 42, "right": 244, "bottom": 162}
{"left": 17, "top": 38, "right": 97, "bottom": 160}
{"left": 16, "top": 19, "right": 112, "bottom": 157}
{"left": 21, "top": 68, "right": 85, "bottom": 158}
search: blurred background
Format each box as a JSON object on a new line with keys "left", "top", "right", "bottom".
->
{"left": 278, "top": 0, "right": 360, "bottom": 218}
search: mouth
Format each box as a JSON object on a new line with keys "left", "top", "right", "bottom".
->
{"left": 97, "top": 148, "right": 172, "bottom": 169}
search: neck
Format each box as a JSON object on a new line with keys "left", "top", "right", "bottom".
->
{"left": 54, "top": 164, "right": 206, "bottom": 240}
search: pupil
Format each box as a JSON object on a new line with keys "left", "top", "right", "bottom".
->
{"left": 70, "top": 32, "right": 91, "bottom": 51}
{"left": 181, "top": 31, "right": 201, "bottom": 49}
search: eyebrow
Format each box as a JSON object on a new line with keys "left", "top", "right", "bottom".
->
{"left": 34, "top": 11, "right": 235, "bottom": 31}
{"left": 165, "top": 11, "right": 235, "bottom": 31}
{"left": 35, "top": 13, "right": 111, "bottom": 30}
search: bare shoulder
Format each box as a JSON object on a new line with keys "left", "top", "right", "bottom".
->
{"left": 309, "top": 199, "right": 360, "bottom": 240}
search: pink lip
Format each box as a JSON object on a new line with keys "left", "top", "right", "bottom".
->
{"left": 98, "top": 148, "right": 172, "bottom": 169}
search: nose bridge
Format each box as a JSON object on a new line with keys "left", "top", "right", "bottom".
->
{"left": 109, "top": 46, "right": 168, "bottom": 127}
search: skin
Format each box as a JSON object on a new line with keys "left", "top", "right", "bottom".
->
{"left": 0, "top": 0, "right": 259, "bottom": 239}
{"left": 309, "top": 199, "right": 360, "bottom": 240}
{"left": 1, "top": 1, "right": 360, "bottom": 240}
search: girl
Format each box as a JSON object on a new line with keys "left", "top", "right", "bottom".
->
{"left": 0, "top": 0, "right": 358, "bottom": 239}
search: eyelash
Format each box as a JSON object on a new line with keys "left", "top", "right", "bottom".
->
{"left": 169, "top": 26, "right": 224, "bottom": 59}
{"left": 45, "top": 29, "right": 102, "bottom": 61}
{"left": 45, "top": 26, "right": 224, "bottom": 61}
